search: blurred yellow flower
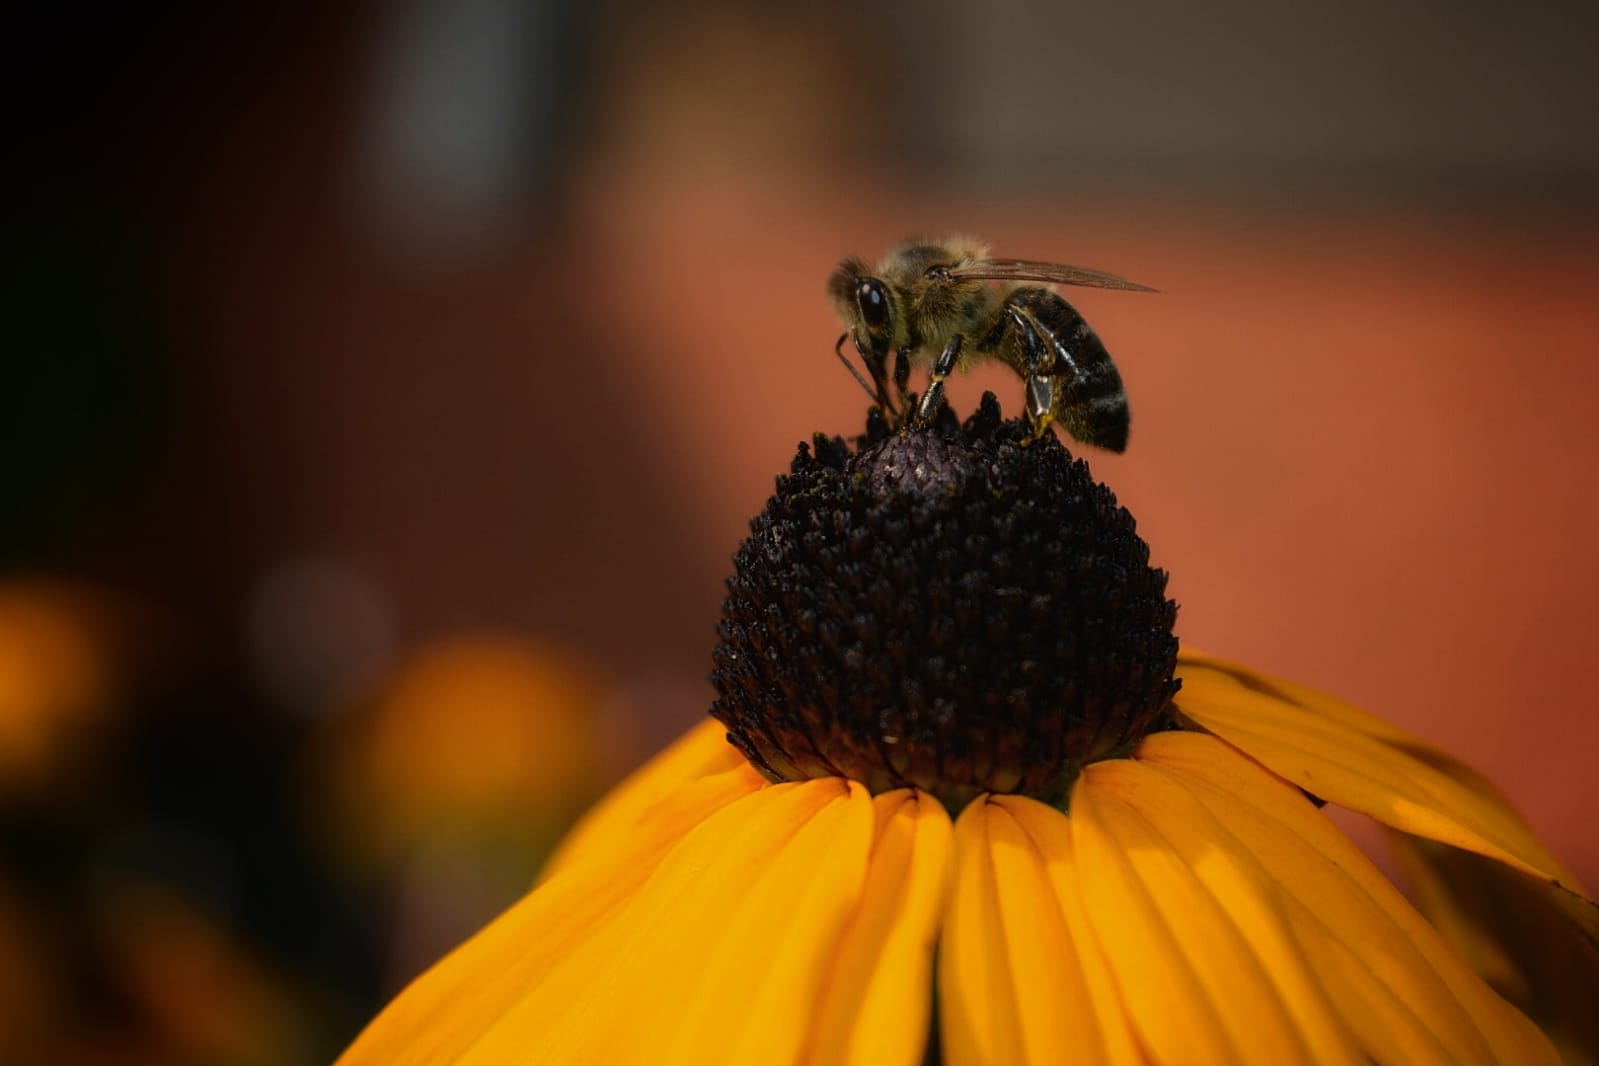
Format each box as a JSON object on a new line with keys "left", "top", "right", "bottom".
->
{"left": 322, "top": 634, "right": 610, "bottom": 869}
{"left": 0, "top": 580, "right": 133, "bottom": 791}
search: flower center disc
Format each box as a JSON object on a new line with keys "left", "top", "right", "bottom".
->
{"left": 710, "top": 397, "right": 1179, "bottom": 810}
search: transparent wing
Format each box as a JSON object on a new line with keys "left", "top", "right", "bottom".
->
{"left": 945, "top": 259, "right": 1159, "bottom": 293}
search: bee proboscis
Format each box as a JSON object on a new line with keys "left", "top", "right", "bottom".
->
{"left": 828, "top": 236, "right": 1155, "bottom": 450}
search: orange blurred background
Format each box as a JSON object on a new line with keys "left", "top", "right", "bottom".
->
{"left": 5, "top": 3, "right": 1597, "bottom": 1059}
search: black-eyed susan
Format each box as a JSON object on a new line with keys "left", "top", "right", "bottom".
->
{"left": 339, "top": 398, "right": 1597, "bottom": 1065}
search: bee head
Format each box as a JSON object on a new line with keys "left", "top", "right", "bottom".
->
{"left": 827, "top": 257, "right": 895, "bottom": 364}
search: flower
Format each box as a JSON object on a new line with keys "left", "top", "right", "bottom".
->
{"left": 338, "top": 399, "right": 1597, "bottom": 1065}
{"left": 318, "top": 634, "right": 610, "bottom": 871}
{"left": 0, "top": 578, "right": 155, "bottom": 793}
{"left": 310, "top": 634, "right": 616, "bottom": 995}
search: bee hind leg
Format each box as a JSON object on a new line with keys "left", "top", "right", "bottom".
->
{"left": 1003, "top": 302, "right": 1066, "bottom": 442}
{"left": 1025, "top": 376, "right": 1057, "bottom": 441}
{"left": 913, "top": 335, "right": 964, "bottom": 427}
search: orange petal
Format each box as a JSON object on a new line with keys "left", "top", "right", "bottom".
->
{"left": 540, "top": 718, "right": 761, "bottom": 881}
{"left": 340, "top": 776, "right": 865, "bottom": 1065}
{"left": 802, "top": 790, "right": 953, "bottom": 1066}
{"left": 1173, "top": 655, "right": 1580, "bottom": 893}
{"left": 1073, "top": 754, "right": 1360, "bottom": 1065}
{"left": 1388, "top": 830, "right": 1599, "bottom": 1065}
{"left": 939, "top": 795, "right": 1139, "bottom": 1066}
{"left": 1138, "top": 729, "right": 1561, "bottom": 1065}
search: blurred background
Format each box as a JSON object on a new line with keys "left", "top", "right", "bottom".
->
{"left": 4, "top": 2, "right": 1598, "bottom": 1060}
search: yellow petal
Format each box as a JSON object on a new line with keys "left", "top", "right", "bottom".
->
{"left": 540, "top": 718, "right": 761, "bottom": 881}
{"left": 340, "top": 777, "right": 871, "bottom": 1065}
{"left": 1139, "top": 729, "right": 1562, "bottom": 1066}
{"left": 937, "top": 798, "right": 1023, "bottom": 1065}
{"left": 940, "top": 794, "right": 1146, "bottom": 1066}
{"left": 1183, "top": 649, "right": 1588, "bottom": 895}
{"left": 1073, "top": 755, "right": 1359, "bottom": 1066}
{"left": 1284, "top": 910, "right": 1462, "bottom": 1066}
{"left": 338, "top": 755, "right": 766, "bottom": 1064}
{"left": 993, "top": 796, "right": 1146, "bottom": 1066}
{"left": 1172, "top": 655, "right": 1579, "bottom": 892}
{"left": 1178, "top": 650, "right": 1419, "bottom": 744}
{"left": 1388, "top": 830, "right": 1599, "bottom": 1066}
{"left": 801, "top": 790, "right": 953, "bottom": 1066}
{"left": 516, "top": 778, "right": 874, "bottom": 1065}
{"left": 1386, "top": 743, "right": 1599, "bottom": 949}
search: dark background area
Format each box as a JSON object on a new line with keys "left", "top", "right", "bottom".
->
{"left": 4, "top": 4, "right": 1597, "bottom": 1061}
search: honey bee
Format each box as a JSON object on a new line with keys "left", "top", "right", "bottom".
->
{"left": 828, "top": 235, "right": 1155, "bottom": 450}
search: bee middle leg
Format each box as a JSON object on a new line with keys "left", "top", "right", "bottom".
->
{"left": 913, "top": 335, "right": 964, "bottom": 426}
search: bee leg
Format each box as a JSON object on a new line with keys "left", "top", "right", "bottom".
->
{"left": 1025, "top": 378, "right": 1057, "bottom": 441}
{"left": 833, "top": 332, "right": 882, "bottom": 406}
{"left": 892, "top": 348, "right": 912, "bottom": 417}
{"left": 1004, "top": 303, "right": 1068, "bottom": 441}
{"left": 861, "top": 347, "right": 894, "bottom": 414}
{"left": 914, "top": 335, "right": 964, "bottom": 426}
{"left": 838, "top": 331, "right": 899, "bottom": 418}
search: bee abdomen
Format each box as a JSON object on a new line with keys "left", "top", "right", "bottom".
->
{"left": 1005, "top": 288, "right": 1129, "bottom": 451}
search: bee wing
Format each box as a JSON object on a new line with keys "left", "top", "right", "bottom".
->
{"left": 946, "top": 259, "right": 1159, "bottom": 293}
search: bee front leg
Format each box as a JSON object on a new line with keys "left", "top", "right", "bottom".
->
{"left": 861, "top": 346, "right": 895, "bottom": 415}
{"left": 914, "top": 335, "right": 964, "bottom": 427}
{"left": 837, "top": 331, "right": 902, "bottom": 420}
{"left": 834, "top": 332, "right": 890, "bottom": 414}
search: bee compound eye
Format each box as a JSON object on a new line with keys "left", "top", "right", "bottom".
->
{"left": 856, "top": 280, "right": 890, "bottom": 331}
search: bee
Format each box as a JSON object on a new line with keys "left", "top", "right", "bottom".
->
{"left": 828, "top": 235, "right": 1155, "bottom": 450}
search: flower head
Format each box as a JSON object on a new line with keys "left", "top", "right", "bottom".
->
{"left": 713, "top": 397, "right": 1176, "bottom": 808}
{"left": 339, "top": 399, "right": 1597, "bottom": 1066}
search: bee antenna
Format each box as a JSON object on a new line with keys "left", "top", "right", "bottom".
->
{"left": 833, "top": 332, "right": 880, "bottom": 404}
